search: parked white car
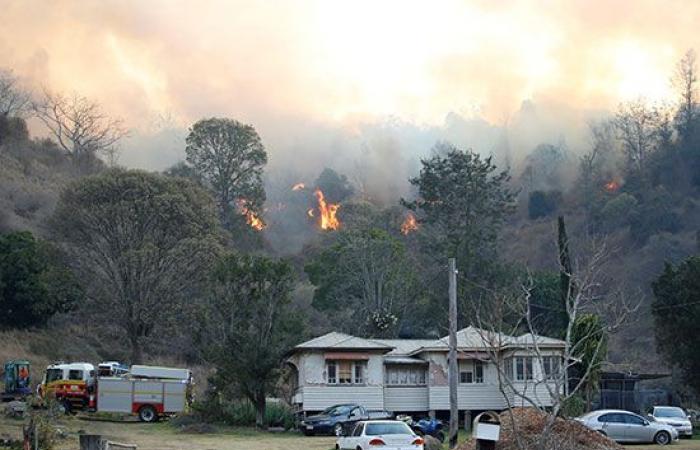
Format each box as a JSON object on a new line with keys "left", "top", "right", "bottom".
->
{"left": 649, "top": 406, "right": 694, "bottom": 438}
{"left": 576, "top": 409, "right": 678, "bottom": 445}
{"left": 336, "top": 420, "right": 424, "bottom": 450}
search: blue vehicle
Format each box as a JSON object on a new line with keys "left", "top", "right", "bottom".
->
{"left": 301, "top": 404, "right": 392, "bottom": 436}
{"left": 2, "top": 360, "right": 32, "bottom": 402}
{"left": 411, "top": 417, "right": 445, "bottom": 443}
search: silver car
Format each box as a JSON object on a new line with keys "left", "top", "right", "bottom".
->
{"left": 576, "top": 409, "right": 678, "bottom": 445}
{"left": 650, "top": 406, "right": 694, "bottom": 438}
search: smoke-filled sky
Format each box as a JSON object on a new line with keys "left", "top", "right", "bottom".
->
{"left": 2, "top": 0, "right": 699, "bottom": 176}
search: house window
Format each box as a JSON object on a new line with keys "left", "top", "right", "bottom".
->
{"left": 475, "top": 361, "right": 484, "bottom": 383}
{"left": 542, "top": 356, "right": 560, "bottom": 380}
{"left": 328, "top": 362, "right": 337, "bottom": 384}
{"left": 504, "top": 357, "right": 513, "bottom": 380}
{"left": 385, "top": 366, "right": 427, "bottom": 386}
{"left": 515, "top": 356, "right": 533, "bottom": 381}
{"left": 338, "top": 361, "right": 352, "bottom": 384}
{"left": 327, "top": 361, "right": 366, "bottom": 385}
{"left": 460, "top": 361, "right": 485, "bottom": 384}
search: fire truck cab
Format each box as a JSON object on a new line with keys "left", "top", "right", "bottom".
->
{"left": 39, "top": 362, "right": 96, "bottom": 412}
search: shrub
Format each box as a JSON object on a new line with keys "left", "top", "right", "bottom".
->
{"left": 190, "top": 398, "right": 296, "bottom": 429}
{"left": 528, "top": 190, "right": 562, "bottom": 219}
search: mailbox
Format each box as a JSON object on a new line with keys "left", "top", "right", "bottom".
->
{"left": 473, "top": 411, "right": 500, "bottom": 450}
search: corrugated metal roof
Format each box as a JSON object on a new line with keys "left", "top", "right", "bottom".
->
{"left": 383, "top": 356, "right": 428, "bottom": 365}
{"left": 374, "top": 339, "right": 437, "bottom": 356}
{"left": 294, "top": 327, "right": 565, "bottom": 355}
{"left": 294, "top": 332, "right": 392, "bottom": 350}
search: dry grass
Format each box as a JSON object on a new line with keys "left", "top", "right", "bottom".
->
{"left": 0, "top": 415, "right": 335, "bottom": 450}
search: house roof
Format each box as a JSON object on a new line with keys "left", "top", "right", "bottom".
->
{"left": 374, "top": 339, "right": 437, "bottom": 356}
{"left": 294, "top": 332, "right": 393, "bottom": 351}
{"left": 293, "top": 327, "right": 565, "bottom": 356}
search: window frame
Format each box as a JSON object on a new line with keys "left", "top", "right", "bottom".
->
{"left": 326, "top": 360, "right": 367, "bottom": 385}
{"left": 384, "top": 365, "right": 427, "bottom": 387}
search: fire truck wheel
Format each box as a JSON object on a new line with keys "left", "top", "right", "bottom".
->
{"left": 138, "top": 405, "right": 158, "bottom": 423}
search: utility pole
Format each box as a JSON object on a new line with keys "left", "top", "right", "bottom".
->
{"left": 448, "top": 257, "right": 458, "bottom": 448}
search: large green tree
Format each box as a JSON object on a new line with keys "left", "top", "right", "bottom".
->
{"left": 306, "top": 228, "right": 418, "bottom": 337}
{"left": 51, "top": 169, "right": 222, "bottom": 363}
{"left": 652, "top": 256, "right": 700, "bottom": 395}
{"left": 185, "top": 118, "right": 267, "bottom": 225}
{"left": 0, "top": 231, "right": 82, "bottom": 328}
{"left": 403, "top": 143, "right": 516, "bottom": 313}
{"left": 199, "top": 253, "right": 300, "bottom": 429}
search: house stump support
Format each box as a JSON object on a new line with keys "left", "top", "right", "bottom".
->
{"left": 463, "top": 410, "right": 471, "bottom": 432}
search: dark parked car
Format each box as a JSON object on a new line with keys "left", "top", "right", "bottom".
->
{"left": 301, "top": 404, "right": 393, "bottom": 436}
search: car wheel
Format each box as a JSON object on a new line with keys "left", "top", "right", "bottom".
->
{"left": 138, "top": 405, "right": 158, "bottom": 423}
{"left": 302, "top": 429, "right": 314, "bottom": 436}
{"left": 654, "top": 431, "right": 671, "bottom": 446}
{"left": 334, "top": 423, "right": 343, "bottom": 436}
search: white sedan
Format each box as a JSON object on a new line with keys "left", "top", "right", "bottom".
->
{"left": 336, "top": 420, "right": 424, "bottom": 450}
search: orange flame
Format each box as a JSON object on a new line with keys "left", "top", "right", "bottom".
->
{"left": 292, "top": 183, "right": 305, "bottom": 191}
{"left": 236, "top": 199, "right": 266, "bottom": 231}
{"left": 401, "top": 212, "right": 418, "bottom": 235}
{"left": 604, "top": 181, "right": 620, "bottom": 192}
{"left": 314, "top": 189, "right": 340, "bottom": 230}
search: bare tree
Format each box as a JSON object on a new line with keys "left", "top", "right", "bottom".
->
{"left": 34, "top": 90, "right": 127, "bottom": 166}
{"left": 0, "top": 69, "right": 31, "bottom": 118}
{"left": 474, "top": 241, "right": 640, "bottom": 450}
{"left": 673, "top": 49, "right": 698, "bottom": 138}
{"left": 613, "top": 100, "right": 668, "bottom": 179}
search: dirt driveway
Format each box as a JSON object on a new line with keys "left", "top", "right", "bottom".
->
{"left": 0, "top": 416, "right": 337, "bottom": 450}
{"left": 631, "top": 439, "right": 700, "bottom": 450}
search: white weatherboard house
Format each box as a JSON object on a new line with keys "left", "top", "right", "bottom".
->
{"left": 287, "top": 326, "right": 566, "bottom": 416}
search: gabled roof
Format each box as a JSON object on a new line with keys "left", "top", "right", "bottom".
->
{"left": 294, "top": 332, "right": 393, "bottom": 351}
{"left": 374, "top": 339, "right": 437, "bottom": 356}
{"left": 512, "top": 333, "right": 567, "bottom": 347}
{"left": 293, "top": 327, "right": 565, "bottom": 356}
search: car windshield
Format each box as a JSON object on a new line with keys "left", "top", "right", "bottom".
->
{"left": 45, "top": 369, "right": 63, "bottom": 383}
{"left": 323, "top": 405, "right": 353, "bottom": 416}
{"left": 655, "top": 407, "right": 685, "bottom": 418}
{"left": 365, "top": 422, "right": 413, "bottom": 436}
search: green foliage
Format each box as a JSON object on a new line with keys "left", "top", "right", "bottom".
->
{"left": 527, "top": 271, "right": 566, "bottom": 338}
{"left": 200, "top": 252, "right": 301, "bottom": 428}
{"left": 600, "top": 193, "right": 638, "bottom": 230}
{"left": 652, "top": 256, "right": 700, "bottom": 396}
{"left": 570, "top": 314, "right": 607, "bottom": 408}
{"left": 185, "top": 118, "right": 267, "bottom": 222}
{"left": 0, "top": 231, "right": 82, "bottom": 328}
{"left": 403, "top": 142, "right": 516, "bottom": 268}
{"left": 190, "top": 399, "right": 296, "bottom": 429}
{"left": 306, "top": 228, "right": 417, "bottom": 337}
{"left": 629, "top": 188, "right": 681, "bottom": 243}
{"left": 561, "top": 393, "right": 586, "bottom": 418}
{"left": 315, "top": 168, "right": 354, "bottom": 203}
{"left": 520, "top": 143, "right": 568, "bottom": 191}
{"left": 51, "top": 168, "right": 221, "bottom": 363}
{"left": 528, "top": 190, "right": 562, "bottom": 219}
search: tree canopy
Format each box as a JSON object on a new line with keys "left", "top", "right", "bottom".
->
{"left": 0, "top": 231, "right": 82, "bottom": 328}
{"left": 185, "top": 118, "right": 268, "bottom": 225}
{"left": 652, "top": 256, "right": 700, "bottom": 396}
{"left": 51, "top": 169, "right": 222, "bottom": 363}
{"left": 199, "top": 252, "right": 300, "bottom": 428}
